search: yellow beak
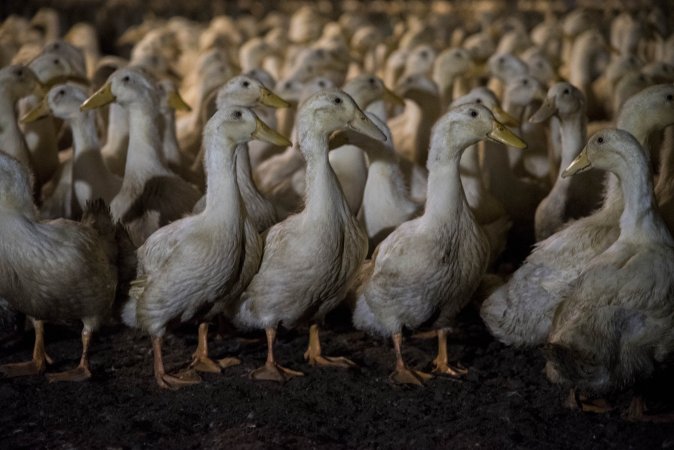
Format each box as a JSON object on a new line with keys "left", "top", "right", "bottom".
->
{"left": 167, "top": 90, "right": 192, "bottom": 111}
{"left": 491, "top": 104, "right": 520, "bottom": 127}
{"left": 252, "top": 117, "right": 292, "bottom": 147}
{"left": 259, "top": 87, "right": 290, "bottom": 108}
{"left": 529, "top": 98, "right": 556, "bottom": 124}
{"left": 80, "top": 82, "right": 115, "bottom": 111}
{"left": 20, "top": 96, "right": 50, "bottom": 124}
{"left": 487, "top": 121, "right": 527, "bottom": 149}
{"left": 561, "top": 148, "right": 591, "bottom": 178}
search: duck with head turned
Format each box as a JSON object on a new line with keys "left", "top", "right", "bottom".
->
{"left": 235, "top": 89, "right": 386, "bottom": 382}
{"left": 545, "top": 128, "right": 674, "bottom": 419}
{"left": 0, "top": 152, "right": 117, "bottom": 382}
{"left": 122, "top": 106, "right": 290, "bottom": 389}
{"left": 351, "top": 104, "right": 526, "bottom": 385}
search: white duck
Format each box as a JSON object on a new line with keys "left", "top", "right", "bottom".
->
{"left": 81, "top": 67, "right": 202, "bottom": 247}
{"left": 545, "top": 128, "right": 674, "bottom": 419}
{"left": 530, "top": 82, "right": 604, "bottom": 241}
{"left": 481, "top": 84, "right": 674, "bottom": 347}
{"left": 351, "top": 104, "right": 526, "bottom": 384}
{"left": 0, "top": 152, "right": 117, "bottom": 382}
{"left": 235, "top": 89, "right": 385, "bottom": 382}
{"left": 123, "top": 106, "right": 289, "bottom": 389}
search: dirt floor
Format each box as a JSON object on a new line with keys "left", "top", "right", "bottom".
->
{"left": 1, "top": 307, "right": 673, "bottom": 450}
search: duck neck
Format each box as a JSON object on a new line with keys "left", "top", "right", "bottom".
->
{"left": 617, "top": 162, "right": 668, "bottom": 242}
{"left": 555, "top": 112, "right": 587, "bottom": 192}
{"left": 105, "top": 103, "right": 129, "bottom": 152}
{"left": 406, "top": 89, "right": 441, "bottom": 163}
{"left": 235, "top": 143, "right": 260, "bottom": 198}
{"left": 299, "top": 128, "right": 346, "bottom": 220}
{"left": 160, "top": 108, "right": 182, "bottom": 165}
{"left": 203, "top": 135, "right": 241, "bottom": 222}
{"left": 424, "top": 149, "right": 467, "bottom": 223}
{"left": 70, "top": 111, "right": 101, "bottom": 157}
{"left": 124, "top": 104, "right": 169, "bottom": 179}
{"left": 0, "top": 93, "right": 30, "bottom": 166}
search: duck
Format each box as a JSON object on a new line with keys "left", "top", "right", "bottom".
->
{"left": 544, "top": 128, "right": 674, "bottom": 418}
{"left": 432, "top": 47, "right": 476, "bottom": 107}
{"left": 191, "top": 74, "right": 290, "bottom": 232}
{"left": 0, "top": 152, "right": 117, "bottom": 382}
{"left": 481, "top": 84, "right": 674, "bottom": 347}
{"left": 122, "top": 106, "right": 289, "bottom": 389}
{"left": 156, "top": 79, "right": 195, "bottom": 182}
{"left": 22, "top": 83, "right": 122, "bottom": 215}
{"left": 235, "top": 89, "right": 385, "bottom": 382}
{"left": 530, "top": 82, "right": 604, "bottom": 241}
{"left": 81, "top": 67, "right": 202, "bottom": 247}
{"left": 0, "top": 65, "right": 42, "bottom": 174}
{"left": 351, "top": 104, "right": 526, "bottom": 385}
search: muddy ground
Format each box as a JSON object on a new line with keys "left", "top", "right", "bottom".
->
{"left": 1, "top": 307, "right": 673, "bottom": 450}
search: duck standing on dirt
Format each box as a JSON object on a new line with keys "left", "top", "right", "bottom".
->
{"left": 235, "top": 89, "right": 386, "bottom": 382}
{"left": 0, "top": 152, "right": 117, "bottom": 382}
{"left": 122, "top": 106, "right": 290, "bottom": 389}
{"left": 352, "top": 104, "right": 526, "bottom": 385}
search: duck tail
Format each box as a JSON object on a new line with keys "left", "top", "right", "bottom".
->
{"left": 81, "top": 198, "right": 115, "bottom": 239}
{"left": 112, "top": 223, "right": 138, "bottom": 322}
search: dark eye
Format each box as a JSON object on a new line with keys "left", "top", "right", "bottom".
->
{"left": 368, "top": 77, "right": 375, "bottom": 84}
{"left": 563, "top": 88, "right": 570, "bottom": 95}
{"left": 334, "top": 97, "right": 342, "bottom": 104}
{"left": 420, "top": 50, "right": 428, "bottom": 58}
{"left": 475, "top": 98, "right": 482, "bottom": 103}
{"left": 122, "top": 75, "right": 130, "bottom": 83}
{"left": 597, "top": 136, "right": 604, "bottom": 144}
{"left": 284, "top": 81, "right": 293, "bottom": 89}
{"left": 53, "top": 58, "right": 59, "bottom": 65}
{"left": 15, "top": 69, "right": 23, "bottom": 77}
{"left": 57, "top": 89, "right": 65, "bottom": 96}
{"left": 667, "top": 94, "right": 673, "bottom": 101}
{"left": 233, "top": 110, "right": 242, "bottom": 119}
{"left": 498, "top": 57, "right": 505, "bottom": 64}
{"left": 456, "top": 52, "right": 464, "bottom": 59}
{"left": 470, "top": 110, "right": 478, "bottom": 117}
{"left": 242, "top": 81, "right": 250, "bottom": 88}
{"left": 522, "top": 79, "right": 529, "bottom": 85}
{"left": 318, "top": 81, "right": 326, "bottom": 87}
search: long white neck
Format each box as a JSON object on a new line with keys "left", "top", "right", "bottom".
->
{"left": 424, "top": 134, "right": 470, "bottom": 222}
{"left": 617, "top": 158, "right": 671, "bottom": 243}
{"left": 103, "top": 103, "right": 129, "bottom": 155}
{"left": 0, "top": 93, "right": 31, "bottom": 167}
{"left": 553, "top": 112, "right": 587, "bottom": 194}
{"left": 202, "top": 134, "right": 241, "bottom": 224}
{"left": 124, "top": 104, "right": 170, "bottom": 181}
{"left": 298, "top": 126, "right": 348, "bottom": 221}
{"left": 160, "top": 108, "right": 183, "bottom": 166}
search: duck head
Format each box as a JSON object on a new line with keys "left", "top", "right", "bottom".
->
{"left": 81, "top": 67, "right": 159, "bottom": 111}
{"left": 451, "top": 87, "right": 519, "bottom": 127}
{"left": 617, "top": 84, "right": 674, "bottom": 140}
{"left": 342, "top": 74, "right": 404, "bottom": 110}
{"left": 204, "top": 106, "right": 291, "bottom": 148}
{"left": 429, "top": 104, "right": 527, "bottom": 164}
{"left": 530, "top": 82, "right": 585, "bottom": 123}
{"left": 297, "top": 89, "right": 386, "bottom": 144}
{"left": 21, "top": 83, "right": 89, "bottom": 123}
{"left": 562, "top": 128, "right": 643, "bottom": 178}
{"left": 0, "top": 65, "right": 45, "bottom": 102}
{"left": 215, "top": 74, "right": 289, "bottom": 110}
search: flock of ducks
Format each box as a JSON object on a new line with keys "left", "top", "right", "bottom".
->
{"left": 1, "top": 2, "right": 674, "bottom": 420}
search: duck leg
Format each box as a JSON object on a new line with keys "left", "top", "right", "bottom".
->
{"left": 47, "top": 326, "right": 94, "bottom": 382}
{"left": 152, "top": 336, "right": 201, "bottom": 390}
{"left": 250, "top": 327, "right": 304, "bottom": 382}
{"left": 189, "top": 323, "right": 240, "bottom": 373}
{"left": 625, "top": 395, "right": 674, "bottom": 422}
{"left": 564, "top": 388, "right": 613, "bottom": 413}
{"left": 390, "top": 332, "right": 432, "bottom": 385}
{"left": 432, "top": 328, "right": 468, "bottom": 377}
{"left": 304, "top": 323, "right": 356, "bottom": 368}
{"left": 0, "top": 319, "right": 47, "bottom": 377}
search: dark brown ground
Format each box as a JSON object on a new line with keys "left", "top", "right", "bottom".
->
{"left": 1, "top": 307, "right": 673, "bottom": 450}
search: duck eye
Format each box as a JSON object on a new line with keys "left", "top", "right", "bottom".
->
{"left": 122, "top": 75, "right": 130, "bottom": 83}
{"left": 15, "top": 69, "right": 23, "bottom": 77}
{"left": 318, "top": 81, "right": 326, "bottom": 87}
{"left": 522, "top": 79, "right": 529, "bottom": 85}
{"left": 233, "top": 110, "right": 242, "bottom": 119}
{"left": 242, "top": 81, "right": 250, "bottom": 87}
{"left": 563, "top": 88, "right": 570, "bottom": 95}
{"left": 57, "top": 89, "right": 65, "bottom": 96}
{"left": 667, "top": 94, "right": 673, "bottom": 101}
{"left": 597, "top": 136, "right": 604, "bottom": 144}
{"left": 53, "top": 58, "right": 59, "bottom": 65}
{"left": 475, "top": 98, "right": 482, "bottom": 103}
{"left": 284, "top": 81, "right": 293, "bottom": 89}
{"left": 470, "top": 110, "right": 478, "bottom": 118}
{"left": 368, "top": 77, "right": 375, "bottom": 84}
{"left": 334, "top": 97, "right": 342, "bottom": 104}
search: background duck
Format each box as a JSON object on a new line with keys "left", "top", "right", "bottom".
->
{"left": 235, "top": 89, "right": 385, "bottom": 382}
{"left": 81, "top": 67, "right": 201, "bottom": 247}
